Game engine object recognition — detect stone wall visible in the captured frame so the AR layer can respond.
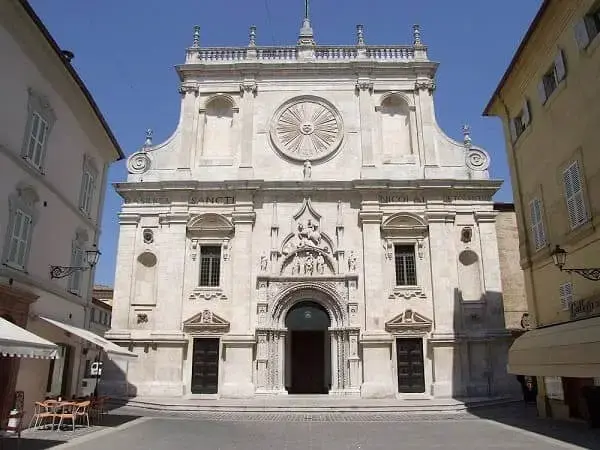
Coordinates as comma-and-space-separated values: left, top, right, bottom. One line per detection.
494, 203, 528, 330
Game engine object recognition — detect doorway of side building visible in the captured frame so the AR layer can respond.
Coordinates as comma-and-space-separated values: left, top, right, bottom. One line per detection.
285, 301, 330, 394
191, 338, 219, 394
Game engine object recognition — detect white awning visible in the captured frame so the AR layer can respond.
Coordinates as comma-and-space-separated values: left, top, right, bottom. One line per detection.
0, 317, 58, 359
39, 316, 137, 361
508, 316, 600, 377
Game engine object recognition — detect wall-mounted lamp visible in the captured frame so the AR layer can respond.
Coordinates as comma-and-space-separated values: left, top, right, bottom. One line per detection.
551, 245, 600, 281
50, 245, 101, 279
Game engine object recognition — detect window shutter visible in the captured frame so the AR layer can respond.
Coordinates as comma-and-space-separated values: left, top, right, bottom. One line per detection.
18, 215, 32, 266
37, 121, 49, 168
574, 17, 591, 49
529, 198, 546, 250
509, 118, 517, 142
537, 80, 547, 104
7, 211, 24, 263
559, 282, 573, 311
555, 50, 566, 82
522, 100, 531, 126
570, 161, 588, 225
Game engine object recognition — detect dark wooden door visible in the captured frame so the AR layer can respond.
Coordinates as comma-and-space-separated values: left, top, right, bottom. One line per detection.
396, 338, 425, 393
191, 338, 219, 394
290, 331, 327, 394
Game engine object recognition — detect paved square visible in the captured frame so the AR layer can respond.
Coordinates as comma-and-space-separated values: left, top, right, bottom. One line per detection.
68, 416, 588, 450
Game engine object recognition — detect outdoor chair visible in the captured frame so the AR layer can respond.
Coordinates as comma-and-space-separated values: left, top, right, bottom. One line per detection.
27, 402, 55, 430
55, 401, 90, 431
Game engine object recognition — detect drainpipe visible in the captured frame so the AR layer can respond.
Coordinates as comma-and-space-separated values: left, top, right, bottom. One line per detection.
497, 94, 540, 324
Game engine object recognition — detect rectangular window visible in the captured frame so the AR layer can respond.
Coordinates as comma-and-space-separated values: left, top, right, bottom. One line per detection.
199, 245, 221, 287
394, 244, 417, 286
562, 161, 588, 229
7, 209, 33, 269
529, 198, 547, 251
68, 245, 85, 294
574, 7, 600, 49
538, 51, 566, 103
91, 308, 96, 323
509, 100, 531, 142
24, 112, 49, 170
559, 282, 573, 311
79, 169, 95, 215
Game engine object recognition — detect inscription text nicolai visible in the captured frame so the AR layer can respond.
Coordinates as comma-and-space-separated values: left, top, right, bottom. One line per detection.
378, 193, 492, 203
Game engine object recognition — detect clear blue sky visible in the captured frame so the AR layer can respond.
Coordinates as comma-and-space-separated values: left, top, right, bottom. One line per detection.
29, 0, 542, 286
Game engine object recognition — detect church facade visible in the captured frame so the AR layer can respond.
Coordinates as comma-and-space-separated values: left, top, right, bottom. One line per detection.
105, 19, 518, 399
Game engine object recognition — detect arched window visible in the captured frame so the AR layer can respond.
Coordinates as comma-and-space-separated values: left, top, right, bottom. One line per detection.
379, 95, 412, 161
202, 97, 234, 157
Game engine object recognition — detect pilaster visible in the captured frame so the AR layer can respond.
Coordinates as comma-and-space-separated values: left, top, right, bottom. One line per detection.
155, 213, 188, 331
359, 210, 383, 331
426, 211, 458, 336
239, 80, 257, 176
356, 79, 376, 176
110, 213, 140, 332
220, 334, 256, 397
231, 209, 256, 333
178, 82, 199, 169
415, 79, 437, 168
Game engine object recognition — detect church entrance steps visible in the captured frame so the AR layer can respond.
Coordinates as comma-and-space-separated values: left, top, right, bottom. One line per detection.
109, 395, 519, 414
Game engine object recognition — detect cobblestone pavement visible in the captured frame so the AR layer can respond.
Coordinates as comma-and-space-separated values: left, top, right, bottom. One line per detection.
3, 405, 600, 449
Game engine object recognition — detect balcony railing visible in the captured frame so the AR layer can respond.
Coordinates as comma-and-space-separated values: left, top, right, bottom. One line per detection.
185, 44, 421, 64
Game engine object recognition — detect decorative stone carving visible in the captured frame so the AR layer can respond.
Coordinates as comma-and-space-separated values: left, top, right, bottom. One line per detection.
188, 287, 228, 301
461, 227, 473, 243
15, 182, 40, 207
260, 254, 268, 272
355, 79, 374, 92
283, 247, 333, 276
385, 309, 432, 335
270, 96, 343, 162
183, 309, 230, 334
388, 287, 427, 300
415, 79, 436, 92
127, 152, 151, 174
136, 313, 148, 324
142, 229, 154, 244
303, 160, 312, 179
240, 80, 258, 96
465, 148, 490, 171
347, 251, 357, 272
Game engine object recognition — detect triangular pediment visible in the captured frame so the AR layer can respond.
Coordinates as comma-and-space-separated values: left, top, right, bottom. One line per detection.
385, 309, 432, 333
183, 309, 230, 333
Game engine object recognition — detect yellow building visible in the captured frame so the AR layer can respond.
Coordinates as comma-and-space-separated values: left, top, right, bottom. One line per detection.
484, 0, 600, 421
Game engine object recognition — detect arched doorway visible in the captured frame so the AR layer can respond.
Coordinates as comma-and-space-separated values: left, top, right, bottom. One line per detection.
285, 301, 330, 394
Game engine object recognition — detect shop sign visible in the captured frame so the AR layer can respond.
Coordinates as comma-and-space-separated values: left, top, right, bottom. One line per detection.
569, 295, 600, 320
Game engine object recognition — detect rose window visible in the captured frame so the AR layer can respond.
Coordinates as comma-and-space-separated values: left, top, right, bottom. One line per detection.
270, 97, 343, 162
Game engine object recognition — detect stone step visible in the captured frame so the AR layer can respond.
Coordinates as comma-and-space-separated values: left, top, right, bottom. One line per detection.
109, 396, 519, 413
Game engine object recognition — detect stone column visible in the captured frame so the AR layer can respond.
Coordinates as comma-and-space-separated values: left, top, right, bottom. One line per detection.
239, 81, 257, 177
220, 206, 256, 398
356, 79, 376, 177
178, 83, 199, 169
109, 213, 139, 334
330, 330, 339, 391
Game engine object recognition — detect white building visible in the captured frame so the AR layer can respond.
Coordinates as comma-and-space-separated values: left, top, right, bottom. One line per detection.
0, 0, 124, 423
105, 16, 518, 400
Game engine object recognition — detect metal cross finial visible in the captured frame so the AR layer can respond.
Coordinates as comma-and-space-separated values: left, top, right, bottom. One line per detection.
144, 129, 153, 147
462, 124, 472, 147
356, 24, 365, 46
413, 24, 422, 45
249, 25, 257, 46
192, 25, 200, 47
304, 0, 310, 19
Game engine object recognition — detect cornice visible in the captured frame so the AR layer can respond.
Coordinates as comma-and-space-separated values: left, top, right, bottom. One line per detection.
358, 211, 383, 224
474, 210, 499, 223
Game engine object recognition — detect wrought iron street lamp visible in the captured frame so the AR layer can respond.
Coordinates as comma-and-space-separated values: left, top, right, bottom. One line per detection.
551, 245, 600, 281
50, 245, 101, 279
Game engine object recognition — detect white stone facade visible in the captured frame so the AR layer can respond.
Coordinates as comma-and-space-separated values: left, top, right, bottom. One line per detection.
105, 21, 517, 399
